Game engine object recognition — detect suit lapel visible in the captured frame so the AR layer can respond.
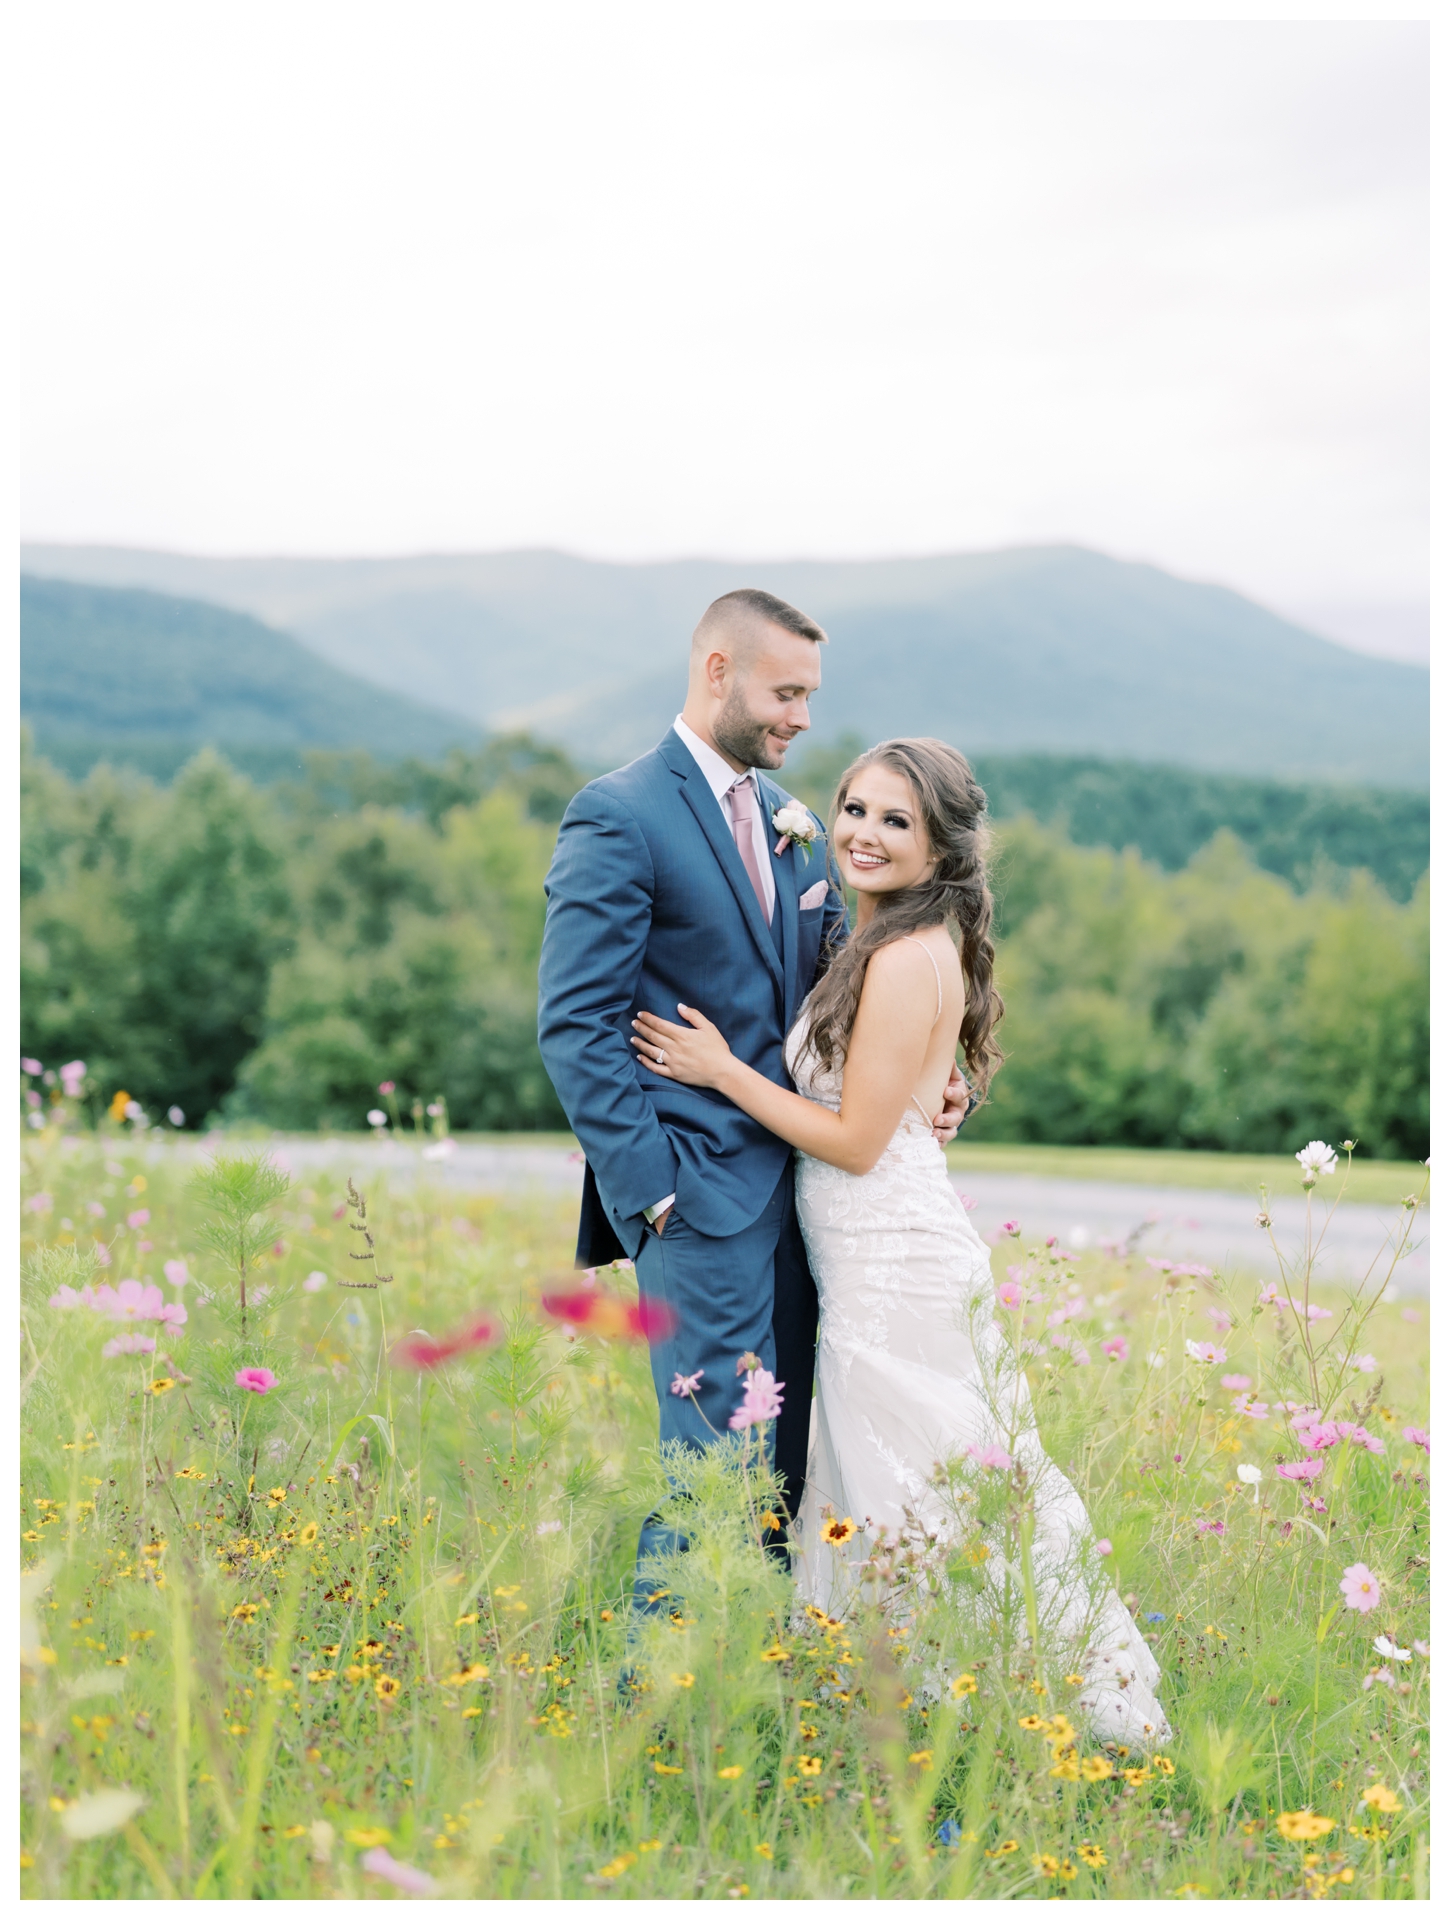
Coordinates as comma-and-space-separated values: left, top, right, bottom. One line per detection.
658, 732, 785, 991
759, 775, 803, 1018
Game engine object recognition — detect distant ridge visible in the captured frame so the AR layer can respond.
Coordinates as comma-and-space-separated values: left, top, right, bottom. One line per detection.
20, 542, 1428, 787
19, 575, 480, 772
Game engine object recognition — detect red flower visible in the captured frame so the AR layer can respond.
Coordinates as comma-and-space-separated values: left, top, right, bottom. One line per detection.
540, 1288, 677, 1342
392, 1318, 497, 1370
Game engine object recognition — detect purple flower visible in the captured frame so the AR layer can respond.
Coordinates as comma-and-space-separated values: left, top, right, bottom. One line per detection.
235, 1367, 278, 1394
103, 1332, 156, 1357
361, 1848, 435, 1895
670, 1369, 704, 1398
728, 1368, 784, 1430
1100, 1335, 1128, 1361
1196, 1519, 1226, 1537
965, 1442, 1012, 1470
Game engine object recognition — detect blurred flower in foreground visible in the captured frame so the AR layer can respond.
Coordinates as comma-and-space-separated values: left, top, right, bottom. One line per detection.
361, 1847, 435, 1895
304, 1270, 328, 1292
392, 1318, 498, 1370
966, 1442, 1012, 1470
1237, 1464, 1262, 1502
235, 1367, 278, 1394
540, 1287, 676, 1341
1100, 1335, 1128, 1361
103, 1333, 156, 1357
1185, 1339, 1227, 1364
367, 1109, 388, 1129
1339, 1563, 1380, 1613
1402, 1426, 1429, 1452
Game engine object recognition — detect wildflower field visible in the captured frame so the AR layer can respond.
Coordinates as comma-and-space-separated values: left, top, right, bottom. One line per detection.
20, 1125, 1429, 1900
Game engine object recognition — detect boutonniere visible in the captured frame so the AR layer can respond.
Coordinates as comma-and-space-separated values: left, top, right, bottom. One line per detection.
772, 801, 819, 857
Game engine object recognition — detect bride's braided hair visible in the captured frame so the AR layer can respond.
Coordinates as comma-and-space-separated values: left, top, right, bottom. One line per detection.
804, 737, 1004, 1096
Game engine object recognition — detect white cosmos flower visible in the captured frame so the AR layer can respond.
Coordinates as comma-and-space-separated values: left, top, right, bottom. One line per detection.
366, 1109, 388, 1128
1237, 1464, 1263, 1485
60, 1788, 146, 1839
1372, 1634, 1412, 1663
1295, 1140, 1339, 1180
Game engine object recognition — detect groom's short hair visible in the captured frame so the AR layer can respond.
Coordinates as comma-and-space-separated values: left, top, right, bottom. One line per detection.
692, 588, 828, 658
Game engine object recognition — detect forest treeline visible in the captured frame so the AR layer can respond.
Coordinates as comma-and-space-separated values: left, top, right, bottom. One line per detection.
19, 735, 1428, 1157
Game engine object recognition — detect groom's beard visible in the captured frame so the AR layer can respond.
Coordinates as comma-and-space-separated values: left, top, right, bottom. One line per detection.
714, 685, 796, 770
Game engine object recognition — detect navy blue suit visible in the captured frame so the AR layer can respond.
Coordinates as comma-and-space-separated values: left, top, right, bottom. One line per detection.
537, 728, 845, 1580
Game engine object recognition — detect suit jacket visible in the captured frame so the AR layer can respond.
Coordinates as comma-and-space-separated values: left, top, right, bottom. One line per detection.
538, 727, 846, 1264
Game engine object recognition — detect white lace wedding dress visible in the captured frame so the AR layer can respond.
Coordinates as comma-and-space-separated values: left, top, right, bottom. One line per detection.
786, 943, 1171, 1749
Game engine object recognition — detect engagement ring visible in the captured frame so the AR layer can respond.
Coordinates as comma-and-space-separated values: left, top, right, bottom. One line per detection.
657, 1048, 665, 1063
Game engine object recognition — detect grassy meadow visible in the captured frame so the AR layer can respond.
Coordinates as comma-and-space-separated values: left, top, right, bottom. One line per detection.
20, 1126, 1429, 1900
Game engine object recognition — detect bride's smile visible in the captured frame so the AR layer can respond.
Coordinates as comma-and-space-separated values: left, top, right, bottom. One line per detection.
833, 763, 936, 910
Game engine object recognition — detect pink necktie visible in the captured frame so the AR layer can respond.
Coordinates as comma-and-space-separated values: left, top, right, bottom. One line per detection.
727, 776, 770, 923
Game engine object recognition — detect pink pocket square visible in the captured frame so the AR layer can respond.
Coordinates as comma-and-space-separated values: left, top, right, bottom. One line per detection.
799, 879, 829, 910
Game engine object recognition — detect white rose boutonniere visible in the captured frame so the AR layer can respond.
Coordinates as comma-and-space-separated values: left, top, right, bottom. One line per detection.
772, 801, 818, 857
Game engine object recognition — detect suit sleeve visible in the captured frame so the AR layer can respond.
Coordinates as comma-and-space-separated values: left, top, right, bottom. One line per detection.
537, 785, 679, 1221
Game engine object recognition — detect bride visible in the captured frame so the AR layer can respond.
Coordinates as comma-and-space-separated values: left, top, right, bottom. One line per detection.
632, 736, 1170, 1750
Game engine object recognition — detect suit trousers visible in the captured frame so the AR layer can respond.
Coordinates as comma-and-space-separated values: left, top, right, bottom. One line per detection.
630, 1159, 817, 1613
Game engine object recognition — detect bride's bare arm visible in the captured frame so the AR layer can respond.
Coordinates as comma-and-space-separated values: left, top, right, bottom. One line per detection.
630, 940, 941, 1175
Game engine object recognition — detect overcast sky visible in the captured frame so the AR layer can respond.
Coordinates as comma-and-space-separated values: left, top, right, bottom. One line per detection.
18, 7, 1429, 657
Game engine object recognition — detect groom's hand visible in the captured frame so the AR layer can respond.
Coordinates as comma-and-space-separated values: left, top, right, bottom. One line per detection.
932, 1062, 973, 1144
652, 1204, 673, 1235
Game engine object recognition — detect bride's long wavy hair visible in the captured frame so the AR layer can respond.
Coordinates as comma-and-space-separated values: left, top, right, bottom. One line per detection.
803, 737, 1004, 1095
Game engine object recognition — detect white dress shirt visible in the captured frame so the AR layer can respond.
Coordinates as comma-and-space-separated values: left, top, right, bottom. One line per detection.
644, 717, 779, 1226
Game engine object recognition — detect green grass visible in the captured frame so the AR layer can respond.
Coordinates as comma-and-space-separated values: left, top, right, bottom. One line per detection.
945, 1144, 1427, 1209
21, 1127, 1430, 1898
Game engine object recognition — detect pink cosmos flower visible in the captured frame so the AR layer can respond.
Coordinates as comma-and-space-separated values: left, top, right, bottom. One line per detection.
49, 1284, 96, 1310
1185, 1339, 1228, 1364
728, 1367, 784, 1430
235, 1367, 278, 1394
1171, 1262, 1214, 1280
670, 1369, 704, 1398
1221, 1373, 1253, 1391
27, 1193, 53, 1213
1000, 1220, 1020, 1235
1339, 1562, 1380, 1613
59, 1059, 87, 1096
377, 1081, 396, 1096
94, 1243, 111, 1268
1258, 1286, 1283, 1307
21, 1057, 42, 1075
163, 1259, 189, 1288
303, 1270, 328, 1292
1349, 1426, 1385, 1455
361, 1848, 435, 1895
1301, 1494, 1329, 1514
965, 1442, 1012, 1471
1205, 1306, 1233, 1335
1403, 1426, 1430, 1453
126, 1209, 150, 1229
995, 1280, 1023, 1310
1277, 1459, 1323, 1482
1234, 1397, 1271, 1420
1196, 1519, 1226, 1536
1101, 1335, 1128, 1362
1094, 1539, 1112, 1556
958, 1193, 978, 1212
1046, 1296, 1086, 1326
103, 1332, 156, 1357
1147, 1259, 1174, 1272
1344, 1353, 1378, 1373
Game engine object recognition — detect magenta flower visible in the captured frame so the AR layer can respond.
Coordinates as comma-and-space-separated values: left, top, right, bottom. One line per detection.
728, 1367, 784, 1430
670, 1369, 704, 1398
1403, 1426, 1430, 1453
378, 1081, 396, 1096
1277, 1459, 1323, 1482
1094, 1539, 1112, 1556
965, 1442, 1012, 1470
103, 1332, 156, 1357
1301, 1422, 1341, 1452
1349, 1426, 1386, 1455
235, 1367, 278, 1394
126, 1209, 150, 1229
995, 1280, 1023, 1310
1000, 1219, 1020, 1235
1100, 1335, 1128, 1361
1339, 1562, 1380, 1613
361, 1848, 435, 1895
1196, 1519, 1226, 1537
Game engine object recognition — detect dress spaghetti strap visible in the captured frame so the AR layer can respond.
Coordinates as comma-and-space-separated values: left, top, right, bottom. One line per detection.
902, 937, 944, 1130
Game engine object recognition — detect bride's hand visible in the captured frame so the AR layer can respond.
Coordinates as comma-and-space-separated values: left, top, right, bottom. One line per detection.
631, 1006, 733, 1089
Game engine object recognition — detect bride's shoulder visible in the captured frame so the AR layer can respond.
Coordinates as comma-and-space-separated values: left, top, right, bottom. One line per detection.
862, 927, 952, 991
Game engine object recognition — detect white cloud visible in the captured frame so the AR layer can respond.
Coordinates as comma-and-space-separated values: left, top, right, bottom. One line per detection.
17, 8, 1427, 626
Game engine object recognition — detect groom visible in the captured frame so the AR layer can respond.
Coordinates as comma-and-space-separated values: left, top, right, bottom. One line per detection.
537, 587, 967, 1596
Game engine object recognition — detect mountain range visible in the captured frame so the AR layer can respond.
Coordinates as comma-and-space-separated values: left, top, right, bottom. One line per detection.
20, 541, 1428, 786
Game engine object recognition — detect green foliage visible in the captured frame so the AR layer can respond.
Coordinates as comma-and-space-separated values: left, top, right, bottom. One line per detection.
19, 1141, 1431, 1898
190, 1155, 291, 1333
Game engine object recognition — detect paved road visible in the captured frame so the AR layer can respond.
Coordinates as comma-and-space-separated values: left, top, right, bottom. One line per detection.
232, 1137, 1429, 1295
